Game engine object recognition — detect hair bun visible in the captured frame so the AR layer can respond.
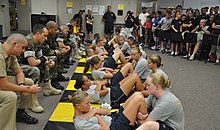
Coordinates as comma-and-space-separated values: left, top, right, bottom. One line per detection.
165, 80, 171, 88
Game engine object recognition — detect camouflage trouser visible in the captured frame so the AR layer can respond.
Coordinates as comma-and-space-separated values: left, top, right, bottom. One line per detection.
20, 65, 40, 84
46, 56, 58, 80
37, 63, 51, 82
55, 54, 65, 76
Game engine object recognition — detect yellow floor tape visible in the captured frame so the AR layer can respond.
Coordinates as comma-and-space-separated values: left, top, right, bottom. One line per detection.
74, 67, 92, 74
79, 58, 86, 63
49, 102, 118, 122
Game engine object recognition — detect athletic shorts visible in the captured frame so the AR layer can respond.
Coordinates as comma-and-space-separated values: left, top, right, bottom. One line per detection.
110, 84, 128, 104
110, 71, 124, 86
110, 107, 134, 130
86, 23, 93, 33
103, 56, 118, 69
105, 22, 114, 34
157, 121, 175, 130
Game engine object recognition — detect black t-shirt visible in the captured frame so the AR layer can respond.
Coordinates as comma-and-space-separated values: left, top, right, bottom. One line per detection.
195, 15, 209, 26
85, 14, 94, 25
125, 15, 134, 28
103, 12, 116, 23
134, 17, 140, 29
183, 17, 196, 32
73, 14, 83, 26
171, 19, 182, 31
213, 15, 220, 34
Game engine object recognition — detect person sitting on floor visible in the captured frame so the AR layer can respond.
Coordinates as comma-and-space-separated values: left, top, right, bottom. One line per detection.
131, 47, 150, 82
146, 54, 169, 80
84, 56, 133, 86
136, 73, 184, 130
74, 73, 149, 105
85, 47, 128, 69
69, 91, 148, 130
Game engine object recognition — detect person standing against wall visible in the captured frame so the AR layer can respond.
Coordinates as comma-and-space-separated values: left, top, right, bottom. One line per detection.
125, 11, 135, 34
102, 6, 116, 41
139, 7, 150, 46
86, 10, 94, 41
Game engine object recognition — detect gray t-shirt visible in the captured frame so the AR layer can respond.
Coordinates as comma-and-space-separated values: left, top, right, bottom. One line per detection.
133, 57, 150, 80
85, 84, 111, 104
146, 90, 184, 130
121, 42, 131, 55
158, 17, 173, 30
92, 70, 106, 80
149, 68, 168, 80
74, 113, 112, 130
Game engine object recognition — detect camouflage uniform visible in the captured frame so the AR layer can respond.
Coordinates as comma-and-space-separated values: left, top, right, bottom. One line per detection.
19, 34, 62, 95
56, 29, 72, 62
43, 34, 66, 79
19, 34, 51, 82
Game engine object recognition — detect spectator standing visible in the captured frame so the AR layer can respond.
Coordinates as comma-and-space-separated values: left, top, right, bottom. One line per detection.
85, 10, 94, 40
102, 6, 116, 41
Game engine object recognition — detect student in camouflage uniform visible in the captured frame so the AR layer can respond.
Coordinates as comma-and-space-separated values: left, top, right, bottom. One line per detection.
44, 21, 69, 85
19, 24, 62, 99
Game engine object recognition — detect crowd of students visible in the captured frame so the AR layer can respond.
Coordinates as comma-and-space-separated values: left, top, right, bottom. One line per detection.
130, 5, 220, 64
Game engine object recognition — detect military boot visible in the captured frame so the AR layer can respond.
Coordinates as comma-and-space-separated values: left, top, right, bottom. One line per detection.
30, 94, 44, 113
72, 48, 82, 60
43, 80, 62, 96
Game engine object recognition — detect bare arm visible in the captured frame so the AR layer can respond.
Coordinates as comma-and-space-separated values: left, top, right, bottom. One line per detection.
27, 57, 41, 66
212, 23, 220, 29
171, 25, 178, 32
95, 114, 110, 130
14, 67, 25, 85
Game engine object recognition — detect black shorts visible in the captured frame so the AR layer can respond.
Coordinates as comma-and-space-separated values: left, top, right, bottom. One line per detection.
157, 121, 175, 130
110, 84, 128, 104
105, 22, 114, 34
160, 30, 171, 41
103, 56, 118, 69
171, 31, 182, 42
86, 23, 93, 33
110, 107, 134, 130
110, 71, 124, 86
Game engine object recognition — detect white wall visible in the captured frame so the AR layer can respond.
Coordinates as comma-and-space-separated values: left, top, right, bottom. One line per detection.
0, 0, 10, 37
15, 0, 31, 31
57, 0, 137, 37
157, 0, 183, 9
31, 0, 57, 14
183, 0, 220, 10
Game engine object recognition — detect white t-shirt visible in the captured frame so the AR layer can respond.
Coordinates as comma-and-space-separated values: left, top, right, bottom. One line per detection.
139, 12, 150, 25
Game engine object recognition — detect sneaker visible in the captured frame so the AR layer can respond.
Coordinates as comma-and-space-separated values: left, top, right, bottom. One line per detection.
175, 52, 178, 56
166, 49, 171, 53
182, 55, 189, 59
159, 49, 164, 53
16, 111, 38, 124
151, 46, 156, 50
189, 55, 194, 61
214, 59, 220, 65
171, 51, 174, 55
